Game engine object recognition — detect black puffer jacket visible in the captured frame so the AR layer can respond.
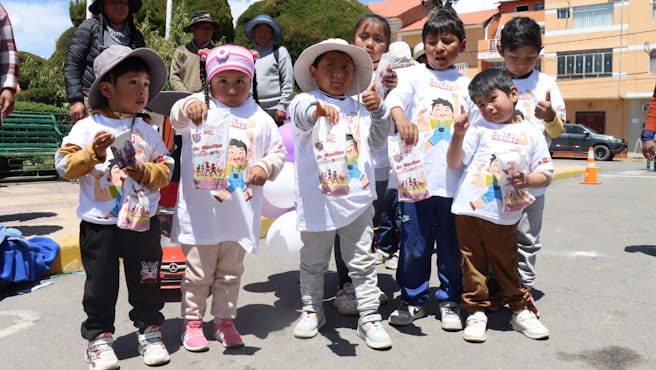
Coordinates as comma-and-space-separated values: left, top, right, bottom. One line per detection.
63, 14, 145, 104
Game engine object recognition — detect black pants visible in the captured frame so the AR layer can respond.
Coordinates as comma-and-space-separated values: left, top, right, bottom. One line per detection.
79, 217, 164, 340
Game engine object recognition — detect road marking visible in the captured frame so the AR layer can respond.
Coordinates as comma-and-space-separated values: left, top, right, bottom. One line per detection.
544, 250, 606, 258
0, 310, 41, 339
601, 173, 656, 178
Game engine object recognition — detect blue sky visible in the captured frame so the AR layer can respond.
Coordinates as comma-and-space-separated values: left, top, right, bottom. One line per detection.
6, 0, 496, 58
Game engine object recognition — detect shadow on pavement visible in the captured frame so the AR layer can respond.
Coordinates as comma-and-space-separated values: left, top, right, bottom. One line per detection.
624, 245, 656, 257
0, 211, 57, 223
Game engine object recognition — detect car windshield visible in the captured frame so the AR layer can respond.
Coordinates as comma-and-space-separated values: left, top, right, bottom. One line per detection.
580, 125, 599, 134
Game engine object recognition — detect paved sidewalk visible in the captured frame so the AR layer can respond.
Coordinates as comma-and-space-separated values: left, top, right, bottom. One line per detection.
0, 163, 587, 274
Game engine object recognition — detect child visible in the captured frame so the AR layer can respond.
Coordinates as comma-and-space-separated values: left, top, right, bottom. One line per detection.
169, 45, 285, 352
447, 68, 553, 343
55, 45, 171, 369
290, 38, 393, 350
384, 8, 475, 331
333, 13, 398, 316
497, 16, 566, 316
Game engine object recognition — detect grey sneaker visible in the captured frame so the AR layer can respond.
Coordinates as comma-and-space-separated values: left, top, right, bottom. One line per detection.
138, 325, 170, 366
384, 251, 399, 270
510, 309, 550, 340
85, 332, 119, 370
439, 301, 463, 331
293, 309, 326, 338
463, 311, 487, 343
357, 314, 392, 350
334, 283, 358, 316
388, 301, 426, 326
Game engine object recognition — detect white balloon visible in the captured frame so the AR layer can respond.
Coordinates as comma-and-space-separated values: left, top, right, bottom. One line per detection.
261, 195, 293, 218
265, 210, 302, 266
263, 162, 296, 209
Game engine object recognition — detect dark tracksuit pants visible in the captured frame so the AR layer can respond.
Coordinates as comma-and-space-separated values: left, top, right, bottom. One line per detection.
79, 217, 164, 340
396, 196, 463, 306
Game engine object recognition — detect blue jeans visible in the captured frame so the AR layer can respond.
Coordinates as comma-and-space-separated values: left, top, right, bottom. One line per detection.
372, 180, 399, 255
396, 196, 462, 306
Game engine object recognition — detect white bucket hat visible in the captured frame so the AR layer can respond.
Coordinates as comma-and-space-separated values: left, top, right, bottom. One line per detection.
293, 38, 372, 96
413, 42, 426, 61
88, 45, 167, 109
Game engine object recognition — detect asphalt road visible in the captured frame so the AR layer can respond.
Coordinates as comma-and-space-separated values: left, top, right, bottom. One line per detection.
1, 159, 655, 370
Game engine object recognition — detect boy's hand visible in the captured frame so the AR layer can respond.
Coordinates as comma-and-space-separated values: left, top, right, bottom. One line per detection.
453, 107, 469, 136
381, 65, 397, 91
361, 83, 381, 112
213, 189, 230, 203
313, 100, 339, 125
123, 162, 145, 183
395, 118, 418, 145
535, 90, 556, 122
92, 130, 115, 157
643, 140, 656, 160
186, 101, 208, 126
509, 171, 528, 189
246, 165, 267, 186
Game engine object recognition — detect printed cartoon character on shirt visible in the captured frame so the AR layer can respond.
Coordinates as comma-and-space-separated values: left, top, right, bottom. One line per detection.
213, 117, 256, 202
93, 159, 125, 217
469, 154, 503, 210
346, 133, 369, 189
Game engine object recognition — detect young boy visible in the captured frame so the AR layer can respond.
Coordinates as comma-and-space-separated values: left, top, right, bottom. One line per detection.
384, 8, 476, 331
55, 45, 172, 369
497, 16, 566, 316
447, 68, 553, 343
289, 38, 393, 350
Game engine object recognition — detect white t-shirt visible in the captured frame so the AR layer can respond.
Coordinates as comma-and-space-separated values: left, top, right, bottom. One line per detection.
57, 114, 168, 225
451, 121, 554, 225
170, 95, 284, 253
290, 91, 386, 231
386, 66, 479, 198
512, 69, 567, 196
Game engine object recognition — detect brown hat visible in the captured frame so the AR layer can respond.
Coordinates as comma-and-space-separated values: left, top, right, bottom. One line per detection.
89, 0, 142, 15
183, 10, 220, 33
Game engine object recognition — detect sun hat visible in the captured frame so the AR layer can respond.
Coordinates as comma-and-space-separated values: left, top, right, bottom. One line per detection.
183, 10, 220, 33
89, 0, 142, 15
88, 45, 168, 109
413, 42, 426, 61
205, 45, 256, 82
245, 15, 282, 41
388, 41, 414, 68
293, 38, 373, 96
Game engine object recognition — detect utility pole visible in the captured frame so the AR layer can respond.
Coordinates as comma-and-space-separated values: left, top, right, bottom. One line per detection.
165, 0, 172, 39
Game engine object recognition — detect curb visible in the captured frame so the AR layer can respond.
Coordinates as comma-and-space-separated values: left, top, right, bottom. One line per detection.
46, 166, 589, 275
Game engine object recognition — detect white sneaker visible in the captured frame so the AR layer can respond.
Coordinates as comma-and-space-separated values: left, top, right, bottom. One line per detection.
510, 309, 550, 339
85, 332, 119, 370
357, 314, 392, 350
334, 283, 358, 316
373, 249, 389, 264
384, 251, 399, 270
463, 311, 487, 343
388, 301, 426, 326
439, 301, 463, 331
138, 325, 170, 366
293, 310, 326, 338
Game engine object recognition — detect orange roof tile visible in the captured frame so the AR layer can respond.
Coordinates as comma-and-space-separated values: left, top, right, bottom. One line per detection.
368, 0, 416, 18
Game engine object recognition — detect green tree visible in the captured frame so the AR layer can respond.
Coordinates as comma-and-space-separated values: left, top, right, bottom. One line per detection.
234, 0, 371, 62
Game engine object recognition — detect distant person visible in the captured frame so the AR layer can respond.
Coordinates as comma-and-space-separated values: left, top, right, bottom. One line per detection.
55, 45, 172, 369
245, 15, 294, 126
0, 4, 18, 118
447, 68, 553, 343
170, 10, 219, 93
64, 0, 145, 123
641, 84, 656, 167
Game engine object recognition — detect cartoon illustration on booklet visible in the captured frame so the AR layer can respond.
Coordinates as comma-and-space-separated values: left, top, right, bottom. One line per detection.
110, 129, 137, 169
191, 109, 230, 190
313, 118, 349, 196
388, 135, 430, 202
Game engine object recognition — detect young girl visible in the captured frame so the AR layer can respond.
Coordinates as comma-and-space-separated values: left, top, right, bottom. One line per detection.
169, 45, 286, 352
333, 14, 400, 316
290, 38, 392, 350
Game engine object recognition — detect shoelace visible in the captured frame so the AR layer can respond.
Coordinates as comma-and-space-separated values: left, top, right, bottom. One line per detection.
87, 338, 113, 360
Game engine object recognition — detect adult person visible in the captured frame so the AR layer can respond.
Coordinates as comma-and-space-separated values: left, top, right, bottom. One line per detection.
641, 84, 656, 161
170, 10, 219, 93
0, 4, 18, 118
245, 15, 294, 126
63, 0, 145, 123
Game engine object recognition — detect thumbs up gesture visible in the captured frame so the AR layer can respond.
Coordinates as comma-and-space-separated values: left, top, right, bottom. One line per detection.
361, 82, 381, 112
534, 90, 556, 122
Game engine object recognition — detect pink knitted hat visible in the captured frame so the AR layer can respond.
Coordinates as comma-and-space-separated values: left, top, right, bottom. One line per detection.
205, 45, 256, 82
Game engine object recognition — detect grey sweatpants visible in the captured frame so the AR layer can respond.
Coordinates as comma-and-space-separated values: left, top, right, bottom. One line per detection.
517, 194, 545, 287
299, 206, 379, 317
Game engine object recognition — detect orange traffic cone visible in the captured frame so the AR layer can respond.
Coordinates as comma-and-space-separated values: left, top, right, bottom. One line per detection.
580, 147, 601, 185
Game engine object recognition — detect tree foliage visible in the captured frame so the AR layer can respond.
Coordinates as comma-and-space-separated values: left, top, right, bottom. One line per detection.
234, 0, 372, 62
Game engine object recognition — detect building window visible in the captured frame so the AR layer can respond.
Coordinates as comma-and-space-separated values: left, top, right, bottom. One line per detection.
534, 3, 545, 11
455, 62, 469, 76
653, 0, 656, 21
516, 5, 529, 12
557, 50, 612, 79
573, 3, 613, 28
557, 8, 570, 19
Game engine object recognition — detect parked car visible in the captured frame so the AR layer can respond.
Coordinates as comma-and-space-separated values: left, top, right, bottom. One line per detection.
549, 123, 627, 161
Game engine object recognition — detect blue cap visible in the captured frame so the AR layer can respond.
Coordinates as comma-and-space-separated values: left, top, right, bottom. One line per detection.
245, 15, 282, 41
